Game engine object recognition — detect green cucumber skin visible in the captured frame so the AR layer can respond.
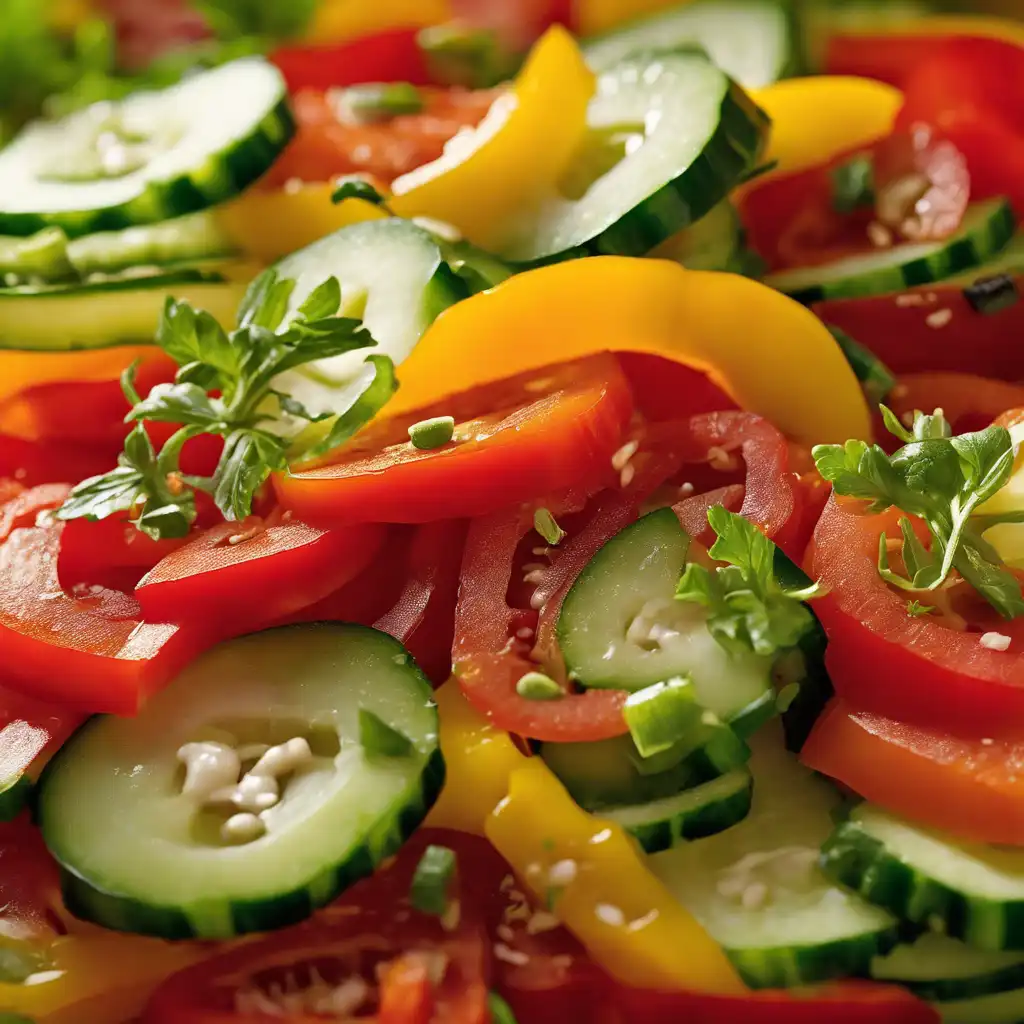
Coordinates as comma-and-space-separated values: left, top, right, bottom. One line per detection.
605, 771, 753, 854
0, 100, 295, 240
58, 746, 446, 941
769, 198, 1017, 304
821, 821, 1024, 953
574, 83, 769, 262
0, 776, 31, 823
888, 961, 1024, 1005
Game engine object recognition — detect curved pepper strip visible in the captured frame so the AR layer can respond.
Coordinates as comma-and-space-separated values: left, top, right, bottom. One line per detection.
487, 758, 744, 994
391, 26, 594, 251
0, 931, 207, 1024
424, 680, 528, 836
216, 189, 386, 265
749, 76, 902, 178
388, 257, 870, 445
303, 0, 452, 45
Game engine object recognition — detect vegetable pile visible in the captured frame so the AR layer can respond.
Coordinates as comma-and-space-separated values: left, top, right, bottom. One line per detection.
8, 2, 1024, 1024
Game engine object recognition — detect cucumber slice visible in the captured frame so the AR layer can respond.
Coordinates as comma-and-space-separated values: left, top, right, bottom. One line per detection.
502, 50, 769, 263
0, 58, 293, 238
943, 232, 1024, 289
271, 218, 466, 418
649, 199, 747, 272
873, 933, 1024, 1003
937, 985, 1024, 1024
650, 724, 898, 988
764, 198, 1017, 303
36, 624, 444, 940
0, 267, 248, 351
821, 805, 1024, 952
582, 0, 797, 89
557, 509, 775, 722
603, 767, 753, 854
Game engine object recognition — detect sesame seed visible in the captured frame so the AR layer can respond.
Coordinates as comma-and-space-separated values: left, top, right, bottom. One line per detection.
493, 943, 530, 967
678, 482, 695, 496
523, 569, 546, 585
547, 859, 578, 887
867, 221, 893, 248
895, 293, 927, 308
611, 440, 639, 472
595, 903, 626, 927
515, 627, 535, 640
619, 463, 636, 488
981, 632, 1011, 651
741, 882, 769, 911
526, 910, 561, 935
982, 738, 995, 746
926, 308, 953, 329
707, 446, 736, 471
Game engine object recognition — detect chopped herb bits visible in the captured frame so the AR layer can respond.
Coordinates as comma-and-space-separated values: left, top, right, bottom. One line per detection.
409, 415, 456, 450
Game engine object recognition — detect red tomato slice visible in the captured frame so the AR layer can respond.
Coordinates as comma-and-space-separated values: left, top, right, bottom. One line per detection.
888, 373, 1024, 437
804, 699, 1024, 847
136, 514, 386, 634
262, 86, 497, 189
376, 519, 468, 684
271, 29, 433, 93
0, 485, 201, 713
809, 494, 1024, 737
0, 818, 62, 946
0, 685, 83, 794
143, 830, 490, 1024
276, 355, 634, 526
814, 278, 1024, 381
0, 433, 122, 489
617, 352, 737, 424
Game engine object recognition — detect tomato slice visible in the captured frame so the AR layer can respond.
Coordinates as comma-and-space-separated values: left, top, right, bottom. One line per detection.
888, 373, 1024, 437
803, 699, 1024, 847
813, 278, 1024, 381
271, 28, 434, 93
262, 86, 497, 190
0, 685, 83, 799
0, 818, 62, 948
276, 355, 634, 525
143, 830, 491, 1024
0, 485, 201, 713
135, 514, 386, 634
809, 494, 1024, 737
0, 433, 123, 489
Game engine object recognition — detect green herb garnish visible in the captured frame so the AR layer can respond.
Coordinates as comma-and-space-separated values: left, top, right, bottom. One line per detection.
410, 844, 457, 917
344, 82, 424, 122
408, 415, 455, 450
58, 270, 396, 539
533, 507, 566, 546
676, 506, 823, 655
515, 672, 564, 701
907, 600, 935, 617
813, 406, 1024, 618
359, 709, 414, 758
831, 154, 875, 215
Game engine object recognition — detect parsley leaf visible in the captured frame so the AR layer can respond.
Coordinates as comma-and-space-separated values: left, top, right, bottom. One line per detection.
675, 506, 823, 656
59, 270, 396, 538
813, 407, 1024, 619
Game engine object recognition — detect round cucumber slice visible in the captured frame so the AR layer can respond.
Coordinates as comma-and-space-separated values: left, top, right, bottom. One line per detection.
582, 0, 797, 89
37, 624, 444, 940
873, 933, 1024, 1004
0, 58, 293, 238
765, 198, 1017, 303
272, 218, 466, 416
0, 265, 249, 352
502, 50, 769, 263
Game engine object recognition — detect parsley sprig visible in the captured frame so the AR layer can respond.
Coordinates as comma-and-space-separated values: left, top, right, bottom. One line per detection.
813, 407, 1024, 619
58, 270, 396, 540
676, 506, 823, 656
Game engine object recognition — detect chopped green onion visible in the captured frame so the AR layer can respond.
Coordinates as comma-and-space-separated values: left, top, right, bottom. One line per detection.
533, 508, 566, 546
488, 992, 520, 1024
623, 677, 703, 759
516, 672, 564, 701
907, 600, 935, 617
827, 326, 896, 405
345, 82, 425, 122
411, 844, 457, 917
831, 155, 875, 214
359, 709, 414, 758
418, 24, 512, 89
964, 273, 1019, 316
408, 415, 455, 450
775, 682, 801, 714
697, 711, 751, 774
330, 175, 390, 207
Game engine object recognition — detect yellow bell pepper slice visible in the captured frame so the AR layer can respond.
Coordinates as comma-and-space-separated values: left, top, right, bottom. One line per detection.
389, 257, 870, 445
0, 931, 206, 1024
750, 76, 903, 178
487, 758, 743, 993
304, 0, 452, 45
425, 680, 528, 836
575, 0, 693, 37
391, 27, 594, 252
216, 188, 386, 264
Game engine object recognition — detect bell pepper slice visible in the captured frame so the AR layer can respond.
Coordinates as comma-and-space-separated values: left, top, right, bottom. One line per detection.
0, 931, 207, 1024
487, 758, 744, 993
303, 0, 452, 45
215, 188, 386, 264
389, 257, 870, 445
391, 26, 594, 251
0, 348, 154, 407
424, 680, 529, 836
749, 76, 902, 177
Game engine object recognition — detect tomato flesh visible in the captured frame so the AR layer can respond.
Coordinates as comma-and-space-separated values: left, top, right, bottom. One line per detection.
276, 355, 634, 526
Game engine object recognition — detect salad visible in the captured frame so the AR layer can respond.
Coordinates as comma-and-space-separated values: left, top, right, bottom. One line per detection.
5, 1, 1024, 1022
